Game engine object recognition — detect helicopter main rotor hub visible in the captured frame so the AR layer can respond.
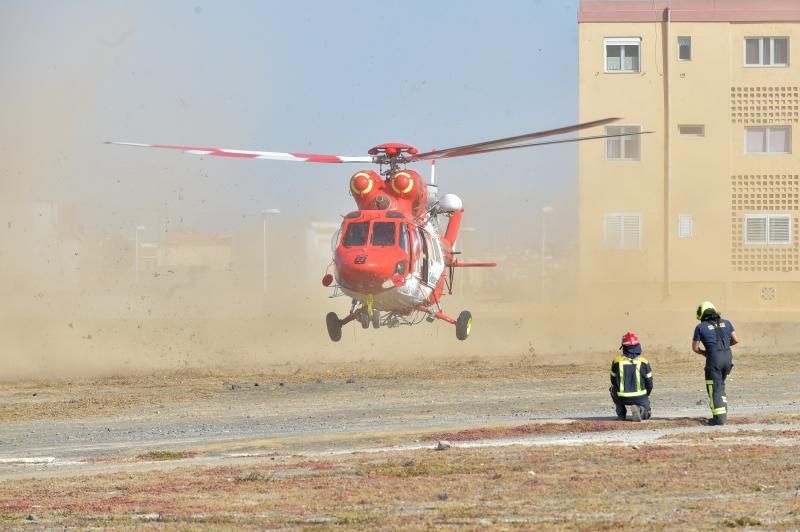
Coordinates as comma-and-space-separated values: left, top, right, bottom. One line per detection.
368, 143, 418, 175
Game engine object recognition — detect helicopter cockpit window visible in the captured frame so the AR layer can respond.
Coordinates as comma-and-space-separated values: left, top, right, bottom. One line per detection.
343, 222, 369, 247
331, 227, 342, 252
398, 223, 409, 254
371, 222, 396, 247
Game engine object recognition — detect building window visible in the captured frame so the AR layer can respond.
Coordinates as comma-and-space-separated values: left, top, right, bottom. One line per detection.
745, 126, 791, 154
744, 37, 789, 66
678, 124, 704, 136
605, 126, 642, 160
744, 214, 791, 245
604, 214, 641, 250
678, 214, 693, 239
678, 36, 691, 60
605, 38, 640, 72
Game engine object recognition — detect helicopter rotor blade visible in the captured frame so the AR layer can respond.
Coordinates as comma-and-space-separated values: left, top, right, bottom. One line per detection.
428, 130, 653, 159
105, 141, 374, 164
407, 117, 620, 162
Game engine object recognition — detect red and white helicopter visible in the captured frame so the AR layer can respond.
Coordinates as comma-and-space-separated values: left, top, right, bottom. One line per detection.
109, 117, 627, 341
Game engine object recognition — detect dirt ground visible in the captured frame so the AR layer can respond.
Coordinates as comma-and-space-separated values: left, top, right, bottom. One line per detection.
1, 350, 799, 529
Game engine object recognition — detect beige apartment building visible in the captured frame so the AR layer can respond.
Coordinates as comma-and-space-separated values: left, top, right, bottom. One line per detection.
578, 0, 800, 310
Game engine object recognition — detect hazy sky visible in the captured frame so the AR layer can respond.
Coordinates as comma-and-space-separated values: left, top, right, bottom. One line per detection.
2, 0, 581, 249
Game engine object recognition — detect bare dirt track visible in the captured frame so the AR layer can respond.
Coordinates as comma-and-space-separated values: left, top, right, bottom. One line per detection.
1, 351, 799, 528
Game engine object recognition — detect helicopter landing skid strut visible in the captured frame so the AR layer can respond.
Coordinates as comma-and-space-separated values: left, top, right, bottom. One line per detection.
429, 308, 473, 341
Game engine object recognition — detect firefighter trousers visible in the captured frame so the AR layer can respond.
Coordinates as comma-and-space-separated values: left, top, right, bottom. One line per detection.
705, 348, 733, 425
609, 387, 651, 420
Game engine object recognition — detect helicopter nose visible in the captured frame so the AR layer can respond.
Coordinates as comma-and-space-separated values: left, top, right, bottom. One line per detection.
337, 260, 394, 292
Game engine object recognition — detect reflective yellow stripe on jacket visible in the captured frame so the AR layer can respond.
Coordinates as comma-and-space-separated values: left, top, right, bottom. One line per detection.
615, 356, 647, 398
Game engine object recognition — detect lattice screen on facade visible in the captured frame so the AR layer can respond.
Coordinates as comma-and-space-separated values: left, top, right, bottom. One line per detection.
731, 174, 799, 272
730, 86, 800, 124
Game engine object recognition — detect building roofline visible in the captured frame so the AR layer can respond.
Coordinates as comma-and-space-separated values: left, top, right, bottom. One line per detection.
579, 0, 800, 23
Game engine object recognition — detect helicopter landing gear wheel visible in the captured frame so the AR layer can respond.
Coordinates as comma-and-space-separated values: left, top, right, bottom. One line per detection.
372, 309, 381, 329
456, 310, 472, 341
326, 312, 342, 342
358, 311, 370, 329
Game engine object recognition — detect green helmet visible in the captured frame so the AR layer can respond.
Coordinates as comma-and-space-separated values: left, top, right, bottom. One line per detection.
696, 301, 717, 320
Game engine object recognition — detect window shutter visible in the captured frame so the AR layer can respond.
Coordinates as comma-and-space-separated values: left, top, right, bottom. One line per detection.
768, 215, 791, 244
678, 37, 691, 60
770, 127, 791, 153
745, 215, 767, 244
745, 38, 760, 65
606, 45, 622, 70
605, 214, 641, 249
604, 215, 623, 249
678, 214, 693, 239
622, 215, 641, 249
746, 128, 766, 153
678, 125, 704, 136
774, 38, 789, 65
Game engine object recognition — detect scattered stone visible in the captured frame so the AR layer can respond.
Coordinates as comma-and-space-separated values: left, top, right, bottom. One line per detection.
696, 400, 704, 406
254, 383, 259, 387
528, 471, 536, 476
632, 445, 640, 450
32, 393, 37, 397
402, 459, 416, 467
437, 493, 449, 501
278, 382, 285, 387
26, 514, 37, 521
435, 440, 451, 451
345, 378, 356, 384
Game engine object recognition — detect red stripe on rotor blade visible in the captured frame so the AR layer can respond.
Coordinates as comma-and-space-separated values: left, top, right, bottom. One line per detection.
151, 145, 260, 158
291, 153, 343, 163
210, 151, 261, 158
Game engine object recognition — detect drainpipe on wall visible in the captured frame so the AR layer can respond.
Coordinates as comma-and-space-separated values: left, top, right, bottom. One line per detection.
663, 7, 672, 299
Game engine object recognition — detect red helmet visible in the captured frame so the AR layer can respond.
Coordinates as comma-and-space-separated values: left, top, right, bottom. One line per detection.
620, 332, 640, 348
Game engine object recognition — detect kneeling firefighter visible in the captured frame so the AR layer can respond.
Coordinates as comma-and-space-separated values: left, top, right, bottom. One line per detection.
692, 301, 739, 425
610, 332, 653, 422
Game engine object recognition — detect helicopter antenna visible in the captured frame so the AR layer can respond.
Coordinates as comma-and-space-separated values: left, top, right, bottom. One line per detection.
430, 154, 436, 186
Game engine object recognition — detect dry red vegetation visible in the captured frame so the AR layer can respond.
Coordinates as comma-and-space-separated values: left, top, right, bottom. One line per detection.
0, 433, 798, 528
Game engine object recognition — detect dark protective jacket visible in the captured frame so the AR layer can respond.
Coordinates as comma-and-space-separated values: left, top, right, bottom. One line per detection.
693, 315, 735, 355
610, 346, 654, 399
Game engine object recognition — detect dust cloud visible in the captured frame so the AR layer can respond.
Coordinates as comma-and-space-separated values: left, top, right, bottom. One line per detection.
4, 4, 797, 382
4, 183, 799, 381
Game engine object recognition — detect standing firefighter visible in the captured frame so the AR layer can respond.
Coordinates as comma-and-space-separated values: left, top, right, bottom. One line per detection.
610, 332, 653, 422
692, 301, 739, 425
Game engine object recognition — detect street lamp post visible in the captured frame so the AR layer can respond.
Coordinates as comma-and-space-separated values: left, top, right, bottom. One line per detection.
262, 209, 280, 295
135, 225, 145, 283
540, 207, 553, 303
